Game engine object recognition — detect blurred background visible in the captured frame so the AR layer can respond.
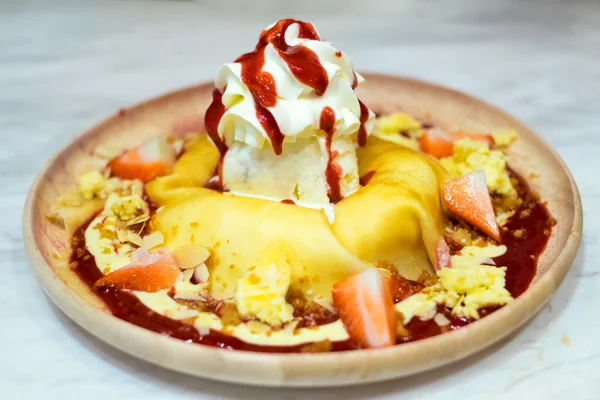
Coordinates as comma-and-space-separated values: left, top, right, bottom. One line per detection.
1, 0, 598, 399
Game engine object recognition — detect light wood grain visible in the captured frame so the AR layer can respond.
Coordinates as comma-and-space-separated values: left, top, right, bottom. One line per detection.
22, 75, 582, 387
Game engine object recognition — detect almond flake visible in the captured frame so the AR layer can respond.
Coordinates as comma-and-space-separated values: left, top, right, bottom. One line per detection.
193, 264, 209, 283
142, 231, 164, 250
246, 320, 271, 334
172, 245, 210, 270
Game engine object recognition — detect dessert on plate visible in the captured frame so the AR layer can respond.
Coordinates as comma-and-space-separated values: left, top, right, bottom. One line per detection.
48, 19, 555, 352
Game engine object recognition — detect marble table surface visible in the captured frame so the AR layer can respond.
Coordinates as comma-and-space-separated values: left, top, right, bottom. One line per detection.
1, 0, 598, 398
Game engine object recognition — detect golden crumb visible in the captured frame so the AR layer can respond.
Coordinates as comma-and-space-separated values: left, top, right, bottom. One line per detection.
299, 340, 332, 353
519, 209, 531, 219
218, 303, 242, 326
374, 260, 398, 274
544, 228, 551, 236
417, 270, 439, 287
561, 335, 571, 347
396, 318, 411, 337
99, 226, 117, 241
513, 229, 524, 238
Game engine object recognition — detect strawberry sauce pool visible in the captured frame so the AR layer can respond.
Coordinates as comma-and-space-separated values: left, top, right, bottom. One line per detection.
70, 170, 553, 352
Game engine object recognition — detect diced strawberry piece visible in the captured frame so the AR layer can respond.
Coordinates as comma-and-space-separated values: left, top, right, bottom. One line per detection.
419, 129, 493, 158
95, 248, 180, 292
444, 171, 501, 242
108, 137, 176, 183
419, 130, 455, 158
435, 237, 451, 270
332, 269, 397, 348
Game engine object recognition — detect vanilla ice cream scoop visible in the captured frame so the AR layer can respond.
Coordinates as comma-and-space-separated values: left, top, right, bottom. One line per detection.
204, 19, 375, 217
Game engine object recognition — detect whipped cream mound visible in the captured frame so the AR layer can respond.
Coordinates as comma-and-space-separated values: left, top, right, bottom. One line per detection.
205, 19, 375, 217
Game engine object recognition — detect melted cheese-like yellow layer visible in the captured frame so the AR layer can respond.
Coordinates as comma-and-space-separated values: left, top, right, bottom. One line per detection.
146, 134, 220, 207
334, 137, 450, 279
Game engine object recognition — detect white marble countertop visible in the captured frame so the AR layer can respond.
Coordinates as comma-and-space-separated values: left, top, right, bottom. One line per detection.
1, 0, 598, 398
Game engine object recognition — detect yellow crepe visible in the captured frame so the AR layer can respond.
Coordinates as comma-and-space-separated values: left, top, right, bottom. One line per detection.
146, 134, 220, 207
152, 190, 368, 301
333, 137, 450, 279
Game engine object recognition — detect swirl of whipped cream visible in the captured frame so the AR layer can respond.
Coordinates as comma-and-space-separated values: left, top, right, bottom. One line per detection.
207, 19, 375, 155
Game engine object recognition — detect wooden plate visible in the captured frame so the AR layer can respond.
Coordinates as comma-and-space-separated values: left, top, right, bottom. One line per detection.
22, 74, 582, 387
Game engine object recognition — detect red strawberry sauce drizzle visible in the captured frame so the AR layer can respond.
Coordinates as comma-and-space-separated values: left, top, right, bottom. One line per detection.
204, 19, 327, 157
320, 106, 344, 203
203, 19, 370, 199
357, 100, 370, 147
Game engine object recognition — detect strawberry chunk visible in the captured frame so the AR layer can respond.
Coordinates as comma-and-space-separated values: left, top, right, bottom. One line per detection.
444, 171, 501, 242
108, 137, 176, 183
332, 269, 397, 348
419, 129, 493, 158
95, 248, 180, 292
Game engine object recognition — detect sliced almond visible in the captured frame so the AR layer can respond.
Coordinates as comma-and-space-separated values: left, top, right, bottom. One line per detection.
125, 213, 150, 226
481, 257, 496, 266
246, 320, 272, 334
171, 138, 184, 155
117, 229, 143, 246
434, 313, 451, 326
282, 320, 299, 333
142, 231, 164, 250
192, 263, 209, 283
172, 245, 210, 270
197, 325, 211, 335
94, 144, 123, 160
174, 292, 207, 301
180, 268, 194, 282
131, 179, 145, 198
312, 295, 335, 313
